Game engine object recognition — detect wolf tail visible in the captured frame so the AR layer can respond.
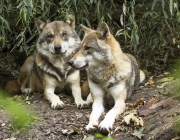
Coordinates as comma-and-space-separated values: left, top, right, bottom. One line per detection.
81, 80, 90, 100
140, 70, 145, 83
4, 79, 21, 95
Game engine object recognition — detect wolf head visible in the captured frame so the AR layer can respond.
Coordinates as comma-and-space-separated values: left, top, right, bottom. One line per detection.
34, 14, 80, 56
68, 22, 117, 69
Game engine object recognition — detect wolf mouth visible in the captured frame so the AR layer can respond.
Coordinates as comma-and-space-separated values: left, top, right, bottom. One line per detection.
79, 63, 88, 69
51, 50, 67, 55
72, 63, 88, 70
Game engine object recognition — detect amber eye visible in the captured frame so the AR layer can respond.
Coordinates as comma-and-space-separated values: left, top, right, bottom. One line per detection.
47, 33, 53, 38
84, 46, 91, 51
62, 32, 67, 38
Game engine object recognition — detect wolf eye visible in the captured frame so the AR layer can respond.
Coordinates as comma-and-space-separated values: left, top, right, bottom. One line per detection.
84, 46, 90, 51
47, 33, 53, 38
62, 32, 67, 38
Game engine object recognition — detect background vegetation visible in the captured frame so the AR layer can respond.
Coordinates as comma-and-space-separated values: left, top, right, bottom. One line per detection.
1, 0, 180, 78
0, 90, 36, 129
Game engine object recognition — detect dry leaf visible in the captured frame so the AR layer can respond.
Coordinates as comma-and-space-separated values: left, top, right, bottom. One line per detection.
145, 76, 154, 86
132, 98, 144, 108
83, 135, 94, 140
62, 129, 78, 135
4, 138, 16, 140
131, 127, 145, 139
123, 112, 144, 126
75, 112, 83, 118
171, 136, 180, 140
157, 77, 174, 83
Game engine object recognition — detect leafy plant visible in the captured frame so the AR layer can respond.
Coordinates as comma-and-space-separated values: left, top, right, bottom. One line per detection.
95, 133, 114, 140
1, 0, 180, 77
116, 0, 180, 70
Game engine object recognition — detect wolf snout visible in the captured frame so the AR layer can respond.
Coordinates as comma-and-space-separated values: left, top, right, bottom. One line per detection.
68, 59, 74, 66
54, 44, 61, 51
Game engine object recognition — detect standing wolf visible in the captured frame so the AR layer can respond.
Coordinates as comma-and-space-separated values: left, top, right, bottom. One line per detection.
18, 14, 89, 109
68, 22, 145, 133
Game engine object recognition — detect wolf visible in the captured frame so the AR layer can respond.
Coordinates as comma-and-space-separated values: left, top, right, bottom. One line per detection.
17, 14, 89, 109
68, 22, 145, 133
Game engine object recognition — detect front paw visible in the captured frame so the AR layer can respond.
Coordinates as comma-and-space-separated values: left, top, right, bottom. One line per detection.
21, 88, 32, 94
85, 120, 98, 132
76, 100, 92, 109
99, 119, 113, 134
50, 95, 65, 109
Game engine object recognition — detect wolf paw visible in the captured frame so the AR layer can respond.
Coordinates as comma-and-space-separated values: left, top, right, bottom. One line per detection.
21, 88, 32, 94
51, 96, 65, 109
99, 119, 113, 134
85, 121, 98, 132
76, 100, 91, 109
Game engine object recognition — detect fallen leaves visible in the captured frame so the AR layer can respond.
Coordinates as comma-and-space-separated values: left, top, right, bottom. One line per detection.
145, 76, 154, 86
62, 128, 79, 135
4, 138, 16, 140
122, 111, 144, 127
132, 98, 144, 108
119, 110, 145, 139
131, 127, 145, 139
157, 77, 174, 83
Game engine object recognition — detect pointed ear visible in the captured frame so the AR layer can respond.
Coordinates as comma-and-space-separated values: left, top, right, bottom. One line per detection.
64, 13, 75, 29
34, 18, 46, 34
80, 24, 92, 33
97, 22, 111, 40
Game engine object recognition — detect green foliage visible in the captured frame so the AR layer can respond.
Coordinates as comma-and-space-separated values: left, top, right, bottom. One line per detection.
95, 133, 114, 140
85, 133, 114, 140
58, 0, 118, 36
174, 118, 180, 135
0, 0, 180, 77
167, 58, 180, 100
0, 90, 37, 129
116, 0, 180, 70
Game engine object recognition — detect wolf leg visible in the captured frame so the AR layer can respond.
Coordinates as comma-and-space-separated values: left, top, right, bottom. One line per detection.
86, 93, 93, 103
44, 86, 65, 109
99, 84, 127, 132
18, 56, 34, 94
71, 82, 91, 108
43, 75, 64, 109
140, 70, 145, 83
68, 70, 91, 108
85, 81, 105, 131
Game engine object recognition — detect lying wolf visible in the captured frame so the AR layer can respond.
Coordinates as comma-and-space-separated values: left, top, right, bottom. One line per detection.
68, 22, 145, 133
17, 14, 89, 109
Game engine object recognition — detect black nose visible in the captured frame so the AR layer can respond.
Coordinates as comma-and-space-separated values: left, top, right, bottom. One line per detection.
68, 59, 74, 66
54, 45, 61, 51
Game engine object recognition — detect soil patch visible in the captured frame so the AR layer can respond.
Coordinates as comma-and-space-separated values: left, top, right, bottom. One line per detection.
0, 78, 180, 140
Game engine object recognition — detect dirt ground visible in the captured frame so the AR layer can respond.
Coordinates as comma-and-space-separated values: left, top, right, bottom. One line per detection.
0, 74, 180, 140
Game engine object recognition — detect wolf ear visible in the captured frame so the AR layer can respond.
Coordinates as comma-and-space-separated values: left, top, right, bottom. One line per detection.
64, 13, 75, 29
34, 18, 46, 34
97, 22, 111, 40
80, 24, 91, 33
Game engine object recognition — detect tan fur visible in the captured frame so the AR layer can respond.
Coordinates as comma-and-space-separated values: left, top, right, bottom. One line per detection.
81, 80, 90, 99
68, 22, 145, 133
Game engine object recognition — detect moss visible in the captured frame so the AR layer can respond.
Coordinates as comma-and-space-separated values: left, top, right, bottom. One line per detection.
167, 59, 180, 100
174, 118, 180, 135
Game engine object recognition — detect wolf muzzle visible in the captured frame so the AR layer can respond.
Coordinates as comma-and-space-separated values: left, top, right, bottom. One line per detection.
68, 59, 74, 66
54, 44, 66, 54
